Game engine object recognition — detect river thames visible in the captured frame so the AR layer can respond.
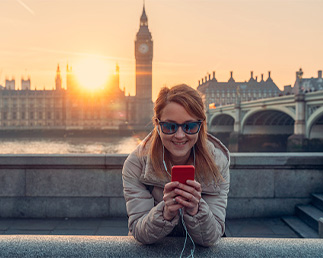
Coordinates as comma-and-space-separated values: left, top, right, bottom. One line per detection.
1, 132, 322, 153
0, 134, 147, 154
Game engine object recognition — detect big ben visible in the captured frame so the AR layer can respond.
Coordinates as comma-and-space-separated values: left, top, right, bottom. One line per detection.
134, 4, 153, 125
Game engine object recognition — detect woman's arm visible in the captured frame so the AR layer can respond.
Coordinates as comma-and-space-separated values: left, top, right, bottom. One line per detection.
122, 152, 180, 244
183, 159, 230, 246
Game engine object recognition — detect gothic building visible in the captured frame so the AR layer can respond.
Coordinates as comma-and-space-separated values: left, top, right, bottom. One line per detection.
0, 64, 125, 131
197, 71, 281, 110
0, 4, 154, 131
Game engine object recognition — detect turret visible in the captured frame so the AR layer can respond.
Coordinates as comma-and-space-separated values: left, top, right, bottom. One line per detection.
228, 71, 235, 83
55, 64, 62, 91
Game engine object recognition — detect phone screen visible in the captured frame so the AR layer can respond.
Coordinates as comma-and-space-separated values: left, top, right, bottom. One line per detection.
171, 165, 195, 184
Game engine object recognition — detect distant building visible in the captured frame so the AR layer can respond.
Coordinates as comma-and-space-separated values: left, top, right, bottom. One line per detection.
21, 78, 31, 90
64, 63, 126, 130
197, 71, 281, 110
0, 4, 155, 131
297, 70, 323, 93
283, 85, 293, 95
0, 64, 126, 130
5, 79, 15, 90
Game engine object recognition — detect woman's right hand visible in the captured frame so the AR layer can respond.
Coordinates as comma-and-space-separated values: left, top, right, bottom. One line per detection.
163, 181, 183, 221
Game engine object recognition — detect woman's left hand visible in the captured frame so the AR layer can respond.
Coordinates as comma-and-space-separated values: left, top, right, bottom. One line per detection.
173, 180, 202, 216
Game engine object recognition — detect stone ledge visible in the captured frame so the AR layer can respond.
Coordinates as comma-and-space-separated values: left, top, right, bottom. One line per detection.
230, 153, 323, 169
0, 236, 322, 257
0, 153, 322, 169
0, 154, 128, 169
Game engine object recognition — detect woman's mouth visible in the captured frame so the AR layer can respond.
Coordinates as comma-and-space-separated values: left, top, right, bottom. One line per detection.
172, 141, 188, 146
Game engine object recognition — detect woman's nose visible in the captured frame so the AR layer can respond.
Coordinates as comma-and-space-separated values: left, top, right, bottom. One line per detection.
174, 126, 185, 138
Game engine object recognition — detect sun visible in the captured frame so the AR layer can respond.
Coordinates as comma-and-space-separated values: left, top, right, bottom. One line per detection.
74, 56, 111, 91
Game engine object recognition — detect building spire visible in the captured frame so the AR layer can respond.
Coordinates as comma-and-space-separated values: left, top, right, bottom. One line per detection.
55, 64, 62, 91
140, 1, 148, 26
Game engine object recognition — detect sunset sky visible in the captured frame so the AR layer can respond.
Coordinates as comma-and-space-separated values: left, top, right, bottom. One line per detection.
0, 0, 322, 100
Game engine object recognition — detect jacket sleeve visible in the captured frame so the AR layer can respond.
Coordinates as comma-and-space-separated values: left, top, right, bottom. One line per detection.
183, 152, 230, 247
122, 151, 180, 244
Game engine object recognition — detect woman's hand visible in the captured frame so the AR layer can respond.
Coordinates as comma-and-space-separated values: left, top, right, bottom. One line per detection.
173, 180, 202, 216
163, 181, 183, 221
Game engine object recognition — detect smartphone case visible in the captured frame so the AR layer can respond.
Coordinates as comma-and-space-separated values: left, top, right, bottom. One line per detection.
171, 165, 195, 184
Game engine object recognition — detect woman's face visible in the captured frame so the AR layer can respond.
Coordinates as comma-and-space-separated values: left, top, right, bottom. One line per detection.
158, 102, 199, 164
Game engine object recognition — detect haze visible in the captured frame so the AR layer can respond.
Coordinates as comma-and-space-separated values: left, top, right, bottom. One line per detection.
0, 0, 322, 100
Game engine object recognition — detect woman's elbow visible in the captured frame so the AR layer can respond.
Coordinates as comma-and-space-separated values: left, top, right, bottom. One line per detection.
195, 232, 222, 247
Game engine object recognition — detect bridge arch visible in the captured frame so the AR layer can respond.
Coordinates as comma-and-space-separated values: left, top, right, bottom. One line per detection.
208, 113, 235, 133
241, 108, 295, 135
307, 106, 323, 139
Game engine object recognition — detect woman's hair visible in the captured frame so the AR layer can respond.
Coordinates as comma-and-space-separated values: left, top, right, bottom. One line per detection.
145, 84, 222, 184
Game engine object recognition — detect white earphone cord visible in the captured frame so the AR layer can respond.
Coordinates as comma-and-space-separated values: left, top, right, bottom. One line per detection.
162, 145, 196, 258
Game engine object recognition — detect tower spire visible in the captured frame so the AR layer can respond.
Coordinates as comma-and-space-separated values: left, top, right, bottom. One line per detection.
55, 64, 62, 91
140, 1, 148, 26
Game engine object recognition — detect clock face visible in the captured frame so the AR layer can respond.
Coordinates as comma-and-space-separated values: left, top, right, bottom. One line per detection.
139, 43, 149, 54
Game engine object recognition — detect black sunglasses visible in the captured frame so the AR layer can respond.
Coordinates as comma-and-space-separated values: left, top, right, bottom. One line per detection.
157, 119, 203, 135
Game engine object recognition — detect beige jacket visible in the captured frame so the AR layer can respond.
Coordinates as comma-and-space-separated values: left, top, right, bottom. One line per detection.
122, 133, 230, 247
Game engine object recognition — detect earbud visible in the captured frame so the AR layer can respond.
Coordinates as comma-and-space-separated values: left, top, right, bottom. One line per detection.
156, 126, 160, 135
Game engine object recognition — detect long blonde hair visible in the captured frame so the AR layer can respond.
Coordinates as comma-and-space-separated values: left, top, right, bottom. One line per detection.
144, 84, 222, 184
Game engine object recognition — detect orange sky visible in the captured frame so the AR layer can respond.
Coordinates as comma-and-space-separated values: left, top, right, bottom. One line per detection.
0, 0, 322, 100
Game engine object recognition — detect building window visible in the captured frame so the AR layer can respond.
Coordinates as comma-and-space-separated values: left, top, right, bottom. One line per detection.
21, 112, 25, 120
47, 112, 51, 119
30, 112, 34, 119
39, 112, 43, 119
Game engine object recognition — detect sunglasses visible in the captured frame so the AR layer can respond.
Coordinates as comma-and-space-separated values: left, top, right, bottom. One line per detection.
157, 119, 203, 135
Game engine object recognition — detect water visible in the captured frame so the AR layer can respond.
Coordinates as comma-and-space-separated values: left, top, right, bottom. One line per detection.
0, 134, 146, 154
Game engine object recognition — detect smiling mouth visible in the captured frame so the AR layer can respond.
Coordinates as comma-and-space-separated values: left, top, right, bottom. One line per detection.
172, 141, 188, 145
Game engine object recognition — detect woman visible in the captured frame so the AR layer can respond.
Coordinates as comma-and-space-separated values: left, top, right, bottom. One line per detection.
122, 84, 230, 247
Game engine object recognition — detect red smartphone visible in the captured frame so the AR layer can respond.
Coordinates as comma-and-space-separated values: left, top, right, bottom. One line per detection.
171, 165, 195, 184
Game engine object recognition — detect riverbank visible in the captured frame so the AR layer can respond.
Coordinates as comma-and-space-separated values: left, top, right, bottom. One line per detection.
0, 129, 150, 138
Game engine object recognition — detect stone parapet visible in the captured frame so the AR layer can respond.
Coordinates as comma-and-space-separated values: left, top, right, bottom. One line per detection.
0, 236, 322, 258
0, 153, 322, 218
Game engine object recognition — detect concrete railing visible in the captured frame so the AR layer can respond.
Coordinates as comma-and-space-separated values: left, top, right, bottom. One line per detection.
0, 153, 322, 218
0, 236, 322, 257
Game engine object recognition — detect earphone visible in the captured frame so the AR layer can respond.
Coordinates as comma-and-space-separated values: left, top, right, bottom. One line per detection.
162, 144, 196, 258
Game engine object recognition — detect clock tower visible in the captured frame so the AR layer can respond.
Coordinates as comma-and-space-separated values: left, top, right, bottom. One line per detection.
134, 4, 153, 125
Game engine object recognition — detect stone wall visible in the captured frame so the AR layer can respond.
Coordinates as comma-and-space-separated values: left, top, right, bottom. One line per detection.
0, 153, 322, 218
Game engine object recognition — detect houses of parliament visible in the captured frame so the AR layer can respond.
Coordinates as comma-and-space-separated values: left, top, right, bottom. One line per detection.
3, 4, 319, 133
0, 5, 153, 132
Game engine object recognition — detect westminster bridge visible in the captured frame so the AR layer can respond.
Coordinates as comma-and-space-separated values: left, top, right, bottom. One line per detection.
207, 89, 323, 152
